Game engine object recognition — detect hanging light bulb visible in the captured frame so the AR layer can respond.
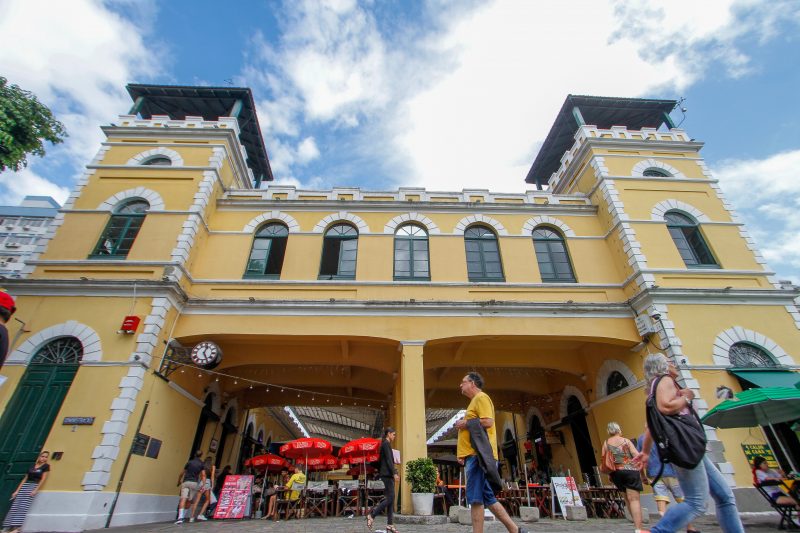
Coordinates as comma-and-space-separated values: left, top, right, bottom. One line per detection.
234, 380, 238, 385
249, 384, 253, 389
215, 377, 219, 382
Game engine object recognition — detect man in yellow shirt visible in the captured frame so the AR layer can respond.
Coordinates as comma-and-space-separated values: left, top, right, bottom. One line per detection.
455, 372, 527, 533
285, 470, 306, 501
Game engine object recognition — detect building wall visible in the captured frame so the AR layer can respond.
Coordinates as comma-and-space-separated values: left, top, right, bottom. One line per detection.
1, 112, 797, 529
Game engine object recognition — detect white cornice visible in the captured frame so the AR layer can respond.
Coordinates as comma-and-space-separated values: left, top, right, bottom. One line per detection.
180, 299, 635, 319
215, 201, 598, 216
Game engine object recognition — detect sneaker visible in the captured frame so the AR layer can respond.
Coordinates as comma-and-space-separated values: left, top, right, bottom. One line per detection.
196, 515, 208, 521
189, 518, 195, 523
174, 519, 184, 525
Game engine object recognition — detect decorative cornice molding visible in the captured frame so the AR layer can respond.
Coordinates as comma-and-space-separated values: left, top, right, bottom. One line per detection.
126, 147, 184, 167
521, 215, 575, 237
243, 211, 301, 233
384, 213, 440, 235
98, 187, 166, 212
312, 212, 369, 233
453, 214, 508, 236
650, 199, 709, 222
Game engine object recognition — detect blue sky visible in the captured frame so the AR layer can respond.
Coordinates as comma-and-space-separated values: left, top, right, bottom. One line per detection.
0, 0, 798, 281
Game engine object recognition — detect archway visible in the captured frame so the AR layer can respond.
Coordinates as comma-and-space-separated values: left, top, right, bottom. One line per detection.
215, 408, 237, 469
0, 337, 83, 521
190, 394, 218, 460
565, 395, 597, 485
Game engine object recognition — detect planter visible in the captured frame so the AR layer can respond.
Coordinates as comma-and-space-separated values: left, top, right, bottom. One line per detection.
411, 492, 434, 515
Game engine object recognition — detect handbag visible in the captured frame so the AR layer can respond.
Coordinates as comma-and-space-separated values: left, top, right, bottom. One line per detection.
646, 375, 707, 484
599, 440, 617, 474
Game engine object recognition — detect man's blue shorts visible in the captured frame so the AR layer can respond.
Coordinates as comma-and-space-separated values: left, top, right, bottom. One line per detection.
465, 455, 497, 506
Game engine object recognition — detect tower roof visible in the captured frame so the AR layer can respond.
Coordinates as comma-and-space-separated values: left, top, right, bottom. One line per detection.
126, 84, 273, 184
526, 95, 677, 188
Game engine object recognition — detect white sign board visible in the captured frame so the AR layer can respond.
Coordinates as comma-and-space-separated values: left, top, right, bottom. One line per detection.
551, 476, 582, 519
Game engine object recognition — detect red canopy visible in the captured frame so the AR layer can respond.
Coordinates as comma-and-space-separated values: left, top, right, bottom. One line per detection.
244, 454, 287, 472
339, 438, 380, 459
280, 437, 332, 460
296, 454, 340, 472
343, 453, 379, 465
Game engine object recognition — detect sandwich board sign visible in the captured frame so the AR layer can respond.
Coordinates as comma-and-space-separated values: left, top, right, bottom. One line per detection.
551, 476, 583, 519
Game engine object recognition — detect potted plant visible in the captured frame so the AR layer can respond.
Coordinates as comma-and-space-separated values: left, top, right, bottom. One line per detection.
405, 457, 437, 515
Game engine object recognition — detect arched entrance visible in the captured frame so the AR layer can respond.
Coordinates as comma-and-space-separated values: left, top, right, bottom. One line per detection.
215, 408, 236, 469
190, 394, 218, 460
565, 395, 598, 485
0, 337, 83, 520
527, 415, 550, 476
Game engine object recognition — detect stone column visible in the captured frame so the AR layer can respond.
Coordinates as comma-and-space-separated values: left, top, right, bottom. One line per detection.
397, 341, 427, 514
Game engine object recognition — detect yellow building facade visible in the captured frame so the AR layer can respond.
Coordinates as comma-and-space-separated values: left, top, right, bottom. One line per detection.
0, 88, 798, 531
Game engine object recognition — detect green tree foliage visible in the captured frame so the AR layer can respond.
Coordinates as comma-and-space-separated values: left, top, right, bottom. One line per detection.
0, 76, 66, 172
405, 456, 437, 493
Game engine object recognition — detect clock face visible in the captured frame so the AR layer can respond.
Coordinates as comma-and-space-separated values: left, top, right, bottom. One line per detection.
191, 341, 222, 367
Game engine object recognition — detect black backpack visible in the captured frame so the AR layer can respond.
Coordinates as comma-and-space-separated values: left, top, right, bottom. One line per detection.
645, 375, 707, 484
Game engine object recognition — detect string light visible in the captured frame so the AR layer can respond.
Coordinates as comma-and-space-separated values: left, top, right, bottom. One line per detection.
165, 361, 386, 406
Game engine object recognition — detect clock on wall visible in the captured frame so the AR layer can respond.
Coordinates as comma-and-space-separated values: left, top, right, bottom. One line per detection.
190, 341, 222, 369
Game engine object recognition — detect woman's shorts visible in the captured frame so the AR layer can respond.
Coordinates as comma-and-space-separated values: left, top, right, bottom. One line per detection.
652, 476, 684, 502
610, 469, 643, 492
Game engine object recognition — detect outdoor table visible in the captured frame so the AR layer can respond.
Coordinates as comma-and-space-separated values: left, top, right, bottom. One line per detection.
527, 485, 551, 518
446, 484, 466, 507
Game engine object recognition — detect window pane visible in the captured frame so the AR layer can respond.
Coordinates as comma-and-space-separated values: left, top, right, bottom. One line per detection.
252, 239, 271, 250
264, 237, 286, 275
395, 240, 410, 251
465, 240, 480, 252
413, 240, 428, 252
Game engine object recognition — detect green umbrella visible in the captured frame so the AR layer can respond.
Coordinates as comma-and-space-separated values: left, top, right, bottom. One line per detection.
701, 387, 800, 429
701, 386, 800, 471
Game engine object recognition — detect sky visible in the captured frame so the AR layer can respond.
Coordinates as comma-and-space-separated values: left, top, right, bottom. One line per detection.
0, 0, 798, 281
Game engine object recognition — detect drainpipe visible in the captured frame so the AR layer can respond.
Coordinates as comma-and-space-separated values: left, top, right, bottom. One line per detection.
105, 400, 150, 528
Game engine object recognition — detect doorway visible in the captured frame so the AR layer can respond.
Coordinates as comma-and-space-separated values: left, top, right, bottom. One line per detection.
566, 396, 598, 485
0, 338, 83, 520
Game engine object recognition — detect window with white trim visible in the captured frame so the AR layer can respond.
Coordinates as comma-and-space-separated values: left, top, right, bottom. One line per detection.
394, 224, 430, 280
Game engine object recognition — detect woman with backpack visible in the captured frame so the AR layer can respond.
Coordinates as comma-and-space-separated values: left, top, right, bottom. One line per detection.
601, 422, 645, 532
634, 353, 744, 533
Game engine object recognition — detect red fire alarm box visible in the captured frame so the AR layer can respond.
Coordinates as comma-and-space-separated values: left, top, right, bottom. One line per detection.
120, 315, 141, 334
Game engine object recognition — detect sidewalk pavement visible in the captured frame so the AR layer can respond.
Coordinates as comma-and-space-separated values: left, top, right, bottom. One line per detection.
86, 512, 788, 533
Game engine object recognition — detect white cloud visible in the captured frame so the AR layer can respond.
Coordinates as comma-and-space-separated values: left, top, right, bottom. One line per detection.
0, 0, 160, 203
297, 137, 321, 164
244, 0, 799, 191
0, 168, 70, 206
712, 149, 800, 278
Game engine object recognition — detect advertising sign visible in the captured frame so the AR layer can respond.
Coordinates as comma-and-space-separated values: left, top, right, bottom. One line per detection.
213, 475, 253, 519
551, 476, 583, 518
742, 443, 779, 469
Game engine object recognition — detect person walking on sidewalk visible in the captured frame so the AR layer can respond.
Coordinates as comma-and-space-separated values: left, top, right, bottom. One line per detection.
454, 372, 528, 533
366, 427, 399, 532
2, 451, 50, 533
634, 353, 744, 533
175, 450, 206, 524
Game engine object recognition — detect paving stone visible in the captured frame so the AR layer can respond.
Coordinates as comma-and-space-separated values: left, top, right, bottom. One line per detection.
86, 512, 785, 533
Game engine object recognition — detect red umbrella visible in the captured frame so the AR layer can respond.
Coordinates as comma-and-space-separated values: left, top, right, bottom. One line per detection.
280, 438, 333, 484
339, 437, 381, 481
339, 437, 381, 461
297, 454, 340, 472
245, 454, 287, 472
280, 437, 333, 460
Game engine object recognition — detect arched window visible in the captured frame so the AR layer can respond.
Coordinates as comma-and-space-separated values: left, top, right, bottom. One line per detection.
643, 168, 670, 177
532, 226, 576, 282
464, 225, 504, 282
729, 342, 778, 368
394, 224, 430, 280
244, 223, 288, 278
31, 337, 83, 365
606, 371, 629, 395
665, 211, 717, 267
91, 198, 150, 258
142, 156, 172, 166
319, 223, 358, 279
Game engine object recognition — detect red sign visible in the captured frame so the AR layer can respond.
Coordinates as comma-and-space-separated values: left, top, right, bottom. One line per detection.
120, 315, 141, 334
213, 475, 253, 519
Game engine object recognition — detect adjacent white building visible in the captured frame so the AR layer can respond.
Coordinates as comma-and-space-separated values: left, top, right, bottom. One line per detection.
0, 196, 60, 278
